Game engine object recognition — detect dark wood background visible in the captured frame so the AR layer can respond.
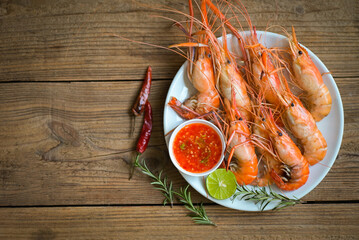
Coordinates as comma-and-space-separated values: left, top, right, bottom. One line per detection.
0, 0, 358, 239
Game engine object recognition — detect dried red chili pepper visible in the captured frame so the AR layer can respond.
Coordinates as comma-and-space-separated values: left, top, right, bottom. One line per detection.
129, 101, 153, 180
136, 101, 153, 154
132, 66, 152, 116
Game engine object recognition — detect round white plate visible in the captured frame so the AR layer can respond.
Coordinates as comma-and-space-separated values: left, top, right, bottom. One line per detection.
163, 31, 344, 211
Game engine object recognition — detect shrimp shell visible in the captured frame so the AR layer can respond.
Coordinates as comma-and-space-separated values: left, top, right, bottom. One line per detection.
219, 60, 252, 121
283, 94, 327, 165
263, 109, 310, 191
185, 53, 220, 115
228, 120, 258, 185
289, 27, 332, 122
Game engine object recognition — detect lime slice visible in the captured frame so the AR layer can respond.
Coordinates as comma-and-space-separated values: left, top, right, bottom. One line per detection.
206, 169, 237, 200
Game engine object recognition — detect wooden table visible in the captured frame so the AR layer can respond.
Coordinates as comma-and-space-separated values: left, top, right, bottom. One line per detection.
0, 0, 358, 239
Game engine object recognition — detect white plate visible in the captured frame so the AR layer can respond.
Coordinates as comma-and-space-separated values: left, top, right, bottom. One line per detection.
163, 31, 344, 211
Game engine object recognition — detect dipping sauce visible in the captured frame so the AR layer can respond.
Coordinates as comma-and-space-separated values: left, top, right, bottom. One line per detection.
173, 123, 222, 173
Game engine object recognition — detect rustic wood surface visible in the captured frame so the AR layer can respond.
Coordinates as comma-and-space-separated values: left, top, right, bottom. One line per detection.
0, 0, 358, 239
1, 205, 358, 239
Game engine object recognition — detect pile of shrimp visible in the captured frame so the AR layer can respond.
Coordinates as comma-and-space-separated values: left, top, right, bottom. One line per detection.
167, 0, 331, 191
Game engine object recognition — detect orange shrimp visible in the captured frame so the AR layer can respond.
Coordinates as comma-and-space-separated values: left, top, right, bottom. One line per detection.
204, 2, 281, 115
202, 0, 252, 120
205, 0, 288, 112
247, 29, 284, 106
261, 108, 309, 191
251, 117, 281, 187
168, 97, 200, 120
252, 46, 328, 166
183, 46, 220, 115
168, 1, 220, 118
289, 27, 332, 122
211, 28, 253, 121
186, 1, 220, 115
224, 99, 257, 185
280, 92, 327, 165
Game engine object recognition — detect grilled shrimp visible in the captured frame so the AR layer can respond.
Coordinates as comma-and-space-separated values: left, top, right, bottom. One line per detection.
183, 47, 220, 115
262, 108, 309, 191
247, 29, 284, 106
168, 0, 220, 119
251, 117, 281, 187
250, 43, 328, 165
281, 93, 327, 165
218, 55, 252, 121
201, 1, 252, 120
289, 27, 332, 122
209, 27, 253, 121
224, 99, 257, 185
251, 127, 274, 186
205, 1, 283, 109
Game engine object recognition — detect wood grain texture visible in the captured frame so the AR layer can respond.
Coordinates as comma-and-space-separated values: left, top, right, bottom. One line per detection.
0, 80, 191, 206
0, 79, 358, 206
0, 0, 358, 238
0, 204, 358, 239
0, 0, 358, 81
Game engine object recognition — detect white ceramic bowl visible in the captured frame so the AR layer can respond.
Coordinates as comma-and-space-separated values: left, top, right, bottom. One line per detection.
168, 119, 226, 177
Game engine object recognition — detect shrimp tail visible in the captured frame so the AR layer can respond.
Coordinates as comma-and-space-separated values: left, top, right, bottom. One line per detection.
168, 97, 200, 120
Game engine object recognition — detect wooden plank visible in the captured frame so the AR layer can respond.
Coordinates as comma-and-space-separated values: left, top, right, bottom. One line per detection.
0, 0, 358, 81
0, 80, 190, 206
0, 80, 358, 206
0, 204, 358, 239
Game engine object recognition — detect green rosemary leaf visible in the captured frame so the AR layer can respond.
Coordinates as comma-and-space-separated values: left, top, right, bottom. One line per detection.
134, 156, 174, 207
152, 187, 168, 193
174, 186, 216, 226
233, 185, 301, 211
184, 205, 195, 213
133, 156, 215, 225
260, 199, 270, 211
150, 181, 161, 185
241, 193, 253, 200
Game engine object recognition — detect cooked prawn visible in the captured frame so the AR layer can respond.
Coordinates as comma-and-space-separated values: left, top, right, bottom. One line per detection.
202, 0, 253, 120
261, 107, 309, 191
224, 99, 258, 185
217, 36, 253, 121
168, 1, 220, 117
183, 47, 220, 115
247, 29, 284, 106
251, 116, 281, 187
289, 27, 332, 122
281, 92, 327, 165
251, 45, 328, 166
204, 1, 283, 112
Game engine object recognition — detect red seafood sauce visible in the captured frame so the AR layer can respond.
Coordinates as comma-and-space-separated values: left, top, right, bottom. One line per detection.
173, 123, 222, 173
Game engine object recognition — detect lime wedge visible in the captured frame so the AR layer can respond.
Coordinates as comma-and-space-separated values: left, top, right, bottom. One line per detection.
206, 169, 237, 200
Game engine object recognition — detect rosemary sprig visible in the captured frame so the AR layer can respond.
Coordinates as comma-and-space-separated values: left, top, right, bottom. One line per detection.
134, 155, 174, 207
175, 185, 216, 226
231, 185, 302, 211
133, 156, 215, 225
